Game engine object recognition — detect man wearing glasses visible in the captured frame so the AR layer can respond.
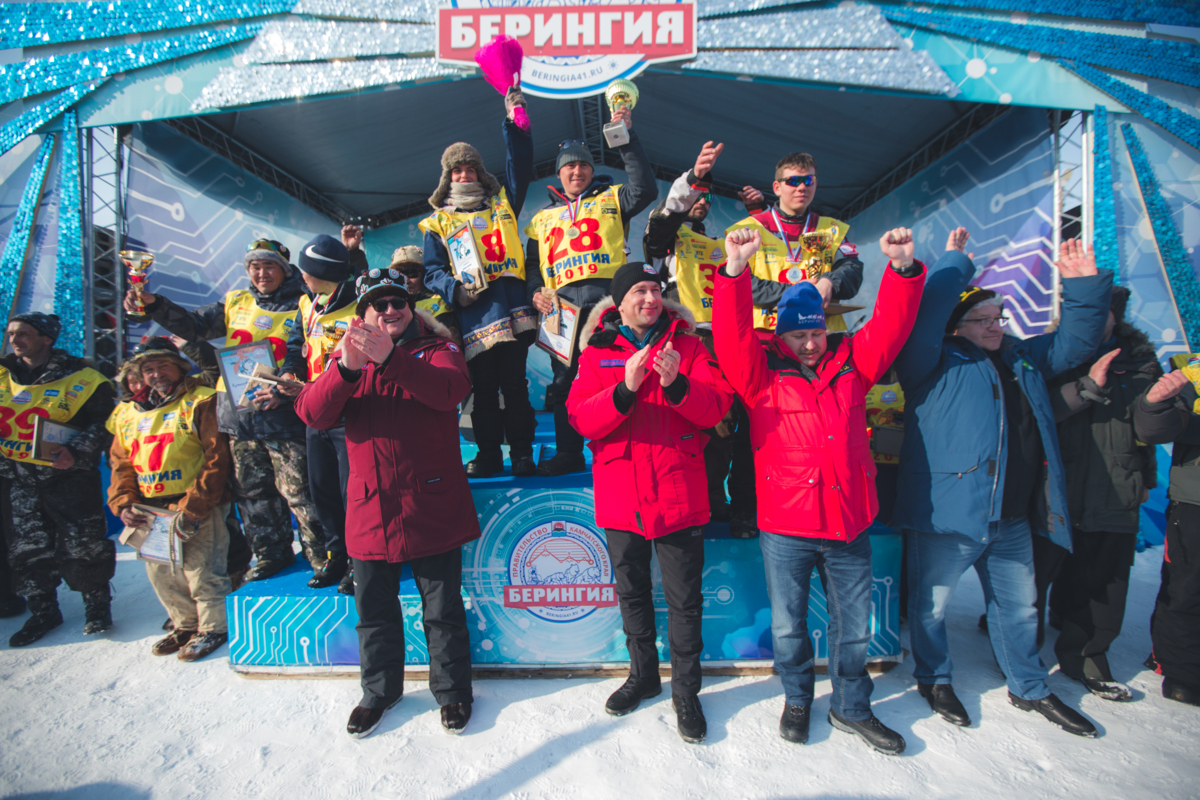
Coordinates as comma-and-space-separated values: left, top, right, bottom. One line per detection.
892, 232, 1111, 738
525, 106, 658, 477
126, 239, 325, 584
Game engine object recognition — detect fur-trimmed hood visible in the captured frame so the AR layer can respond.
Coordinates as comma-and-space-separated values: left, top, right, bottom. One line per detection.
1110, 318, 1158, 372
414, 307, 455, 341
427, 142, 503, 210
581, 296, 697, 351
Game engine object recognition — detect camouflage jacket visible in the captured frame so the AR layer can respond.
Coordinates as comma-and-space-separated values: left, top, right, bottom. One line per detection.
0, 350, 115, 484
107, 375, 231, 519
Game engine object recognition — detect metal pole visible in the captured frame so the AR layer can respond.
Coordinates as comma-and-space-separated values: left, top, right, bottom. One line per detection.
113, 126, 125, 361
1051, 110, 1063, 327
1082, 110, 1093, 256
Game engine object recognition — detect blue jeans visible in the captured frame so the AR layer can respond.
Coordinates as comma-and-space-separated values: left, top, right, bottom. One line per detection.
759, 530, 875, 720
906, 519, 1050, 701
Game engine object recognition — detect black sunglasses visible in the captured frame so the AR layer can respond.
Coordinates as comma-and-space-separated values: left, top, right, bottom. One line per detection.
369, 297, 408, 313
780, 175, 815, 187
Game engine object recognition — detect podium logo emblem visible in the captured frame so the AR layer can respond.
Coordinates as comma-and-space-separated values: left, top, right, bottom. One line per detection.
505, 519, 616, 622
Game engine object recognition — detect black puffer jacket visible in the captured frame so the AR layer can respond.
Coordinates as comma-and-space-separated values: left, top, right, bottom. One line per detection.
144, 271, 308, 441
1049, 320, 1161, 533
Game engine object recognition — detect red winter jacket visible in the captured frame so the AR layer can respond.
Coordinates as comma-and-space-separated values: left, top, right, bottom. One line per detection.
567, 299, 734, 539
712, 265, 926, 541
294, 314, 481, 562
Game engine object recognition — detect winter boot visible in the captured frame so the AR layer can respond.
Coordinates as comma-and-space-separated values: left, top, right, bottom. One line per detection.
673, 694, 707, 743
1008, 692, 1096, 737
152, 628, 196, 656
9, 594, 62, 647
918, 683, 971, 726
1163, 677, 1200, 706
245, 552, 295, 582
537, 451, 587, 477
779, 703, 811, 744
441, 702, 472, 734
178, 631, 228, 662
347, 696, 402, 739
605, 676, 662, 716
466, 451, 504, 478
308, 551, 348, 589
829, 710, 906, 755
510, 448, 537, 478
338, 565, 355, 595
81, 586, 113, 635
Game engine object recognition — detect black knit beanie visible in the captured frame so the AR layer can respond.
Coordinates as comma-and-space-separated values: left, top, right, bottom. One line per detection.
609, 261, 663, 308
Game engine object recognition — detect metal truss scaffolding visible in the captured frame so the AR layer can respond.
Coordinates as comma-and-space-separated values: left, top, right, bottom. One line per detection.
85, 126, 126, 373
1050, 108, 1091, 324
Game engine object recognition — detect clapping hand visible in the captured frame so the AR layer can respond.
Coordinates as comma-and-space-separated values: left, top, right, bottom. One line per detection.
624, 347, 653, 392
1054, 238, 1098, 278
724, 228, 762, 276
1146, 370, 1192, 404
345, 318, 393, 365
653, 340, 681, 387
1088, 348, 1121, 388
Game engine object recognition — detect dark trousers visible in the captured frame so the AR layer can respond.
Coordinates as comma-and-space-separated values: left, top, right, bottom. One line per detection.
728, 401, 756, 515
606, 526, 705, 698
307, 425, 351, 557
1049, 529, 1137, 681
468, 340, 536, 458
1032, 533, 1070, 646
548, 355, 584, 456
226, 504, 253, 575
1152, 501, 1200, 687
352, 549, 473, 709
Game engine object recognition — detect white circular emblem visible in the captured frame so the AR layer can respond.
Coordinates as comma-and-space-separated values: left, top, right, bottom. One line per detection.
507, 521, 613, 623
881, 390, 897, 404
253, 314, 273, 331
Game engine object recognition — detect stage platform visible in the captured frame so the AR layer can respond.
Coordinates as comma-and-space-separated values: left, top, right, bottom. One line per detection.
227, 415, 902, 676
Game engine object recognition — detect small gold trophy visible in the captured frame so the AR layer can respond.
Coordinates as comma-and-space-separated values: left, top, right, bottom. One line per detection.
602, 79, 639, 148
119, 250, 155, 323
797, 226, 840, 280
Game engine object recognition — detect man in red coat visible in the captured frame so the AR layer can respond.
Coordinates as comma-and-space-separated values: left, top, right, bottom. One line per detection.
567, 260, 734, 744
713, 227, 925, 755
295, 268, 480, 739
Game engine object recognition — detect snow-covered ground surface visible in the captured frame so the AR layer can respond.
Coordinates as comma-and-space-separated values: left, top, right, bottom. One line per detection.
2, 544, 1197, 800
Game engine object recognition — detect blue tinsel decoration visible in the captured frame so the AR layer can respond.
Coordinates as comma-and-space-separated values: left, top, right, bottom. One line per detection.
0, 0, 293, 50
53, 112, 86, 358
914, 1, 1199, 28
0, 81, 105, 158
1120, 122, 1200, 350
0, 24, 261, 106
1063, 61, 1200, 154
1091, 106, 1119, 283
884, 8, 1200, 91
0, 136, 57, 324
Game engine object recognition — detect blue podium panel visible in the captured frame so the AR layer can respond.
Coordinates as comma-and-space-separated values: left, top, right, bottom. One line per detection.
228, 465, 902, 669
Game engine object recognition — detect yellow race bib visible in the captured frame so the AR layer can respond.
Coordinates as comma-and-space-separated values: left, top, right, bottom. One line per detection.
865, 382, 904, 465
525, 186, 626, 290
1170, 353, 1200, 413
726, 215, 848, 332
297, 295, 356, 379
419, 187, 525, 282
0, 367, 107, 465
674, 226, 725, 325
115, 385, 215, 499
415, 293, 448, 318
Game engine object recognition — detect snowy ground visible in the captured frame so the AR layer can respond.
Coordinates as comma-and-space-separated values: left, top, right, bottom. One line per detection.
1, 544, 1197, 800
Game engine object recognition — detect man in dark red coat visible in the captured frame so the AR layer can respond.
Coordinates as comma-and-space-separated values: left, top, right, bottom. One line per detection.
567, 260, 733, 744
295, 268, 480, 739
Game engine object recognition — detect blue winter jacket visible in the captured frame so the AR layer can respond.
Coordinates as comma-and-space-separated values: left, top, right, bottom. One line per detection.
892, 250, 1113, 549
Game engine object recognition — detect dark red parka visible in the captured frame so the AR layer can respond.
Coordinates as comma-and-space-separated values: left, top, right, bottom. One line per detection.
294, 314, 480, 562
712, 264, 925, 542
567, 299, 734, 539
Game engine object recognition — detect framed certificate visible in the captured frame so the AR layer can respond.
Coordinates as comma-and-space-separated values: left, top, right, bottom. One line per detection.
446, 223, 486, 295
536, 297, 583, 366
217, 340, 278, 411
117, 504, 178, 565
30, 417, 82, 466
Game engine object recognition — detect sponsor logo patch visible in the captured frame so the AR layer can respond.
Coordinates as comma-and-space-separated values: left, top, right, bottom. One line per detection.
881, 390, 897, 404
600, 359, 626, 367
253, 314, 273, 331
11, 390, 31, 404
839, 242, 858, 257
504, 521, 616, 622
43, 390, 59, 397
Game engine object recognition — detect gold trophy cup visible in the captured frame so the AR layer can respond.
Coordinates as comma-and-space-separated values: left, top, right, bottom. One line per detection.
797, 226, 840, 280
118, 250, 155, 323
602, 79, 639, 148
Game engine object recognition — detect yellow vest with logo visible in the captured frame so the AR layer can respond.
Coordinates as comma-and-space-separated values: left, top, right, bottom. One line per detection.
525, 186, 626, 290
1171, 353, 1200, 413
106, 400, 135, 435
673, 226, 725, 325
414, 293, 448, 318
115, 385, 215, 499
419, 188, 525, 283
297, 294, 356, 379
725, 216, 848, 332
219, 289, 296, 391
0, 367, 107, 465
865, 382, 904, 465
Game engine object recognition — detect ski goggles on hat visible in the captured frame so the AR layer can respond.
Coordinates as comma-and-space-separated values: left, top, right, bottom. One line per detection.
246, 239, 290, 259
780, 175, 815, 187
558, 139, 587, 149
